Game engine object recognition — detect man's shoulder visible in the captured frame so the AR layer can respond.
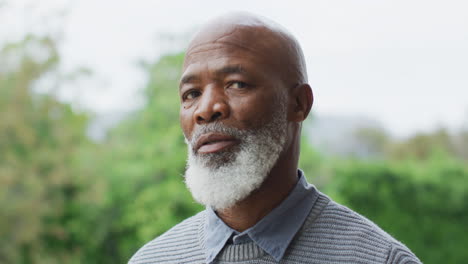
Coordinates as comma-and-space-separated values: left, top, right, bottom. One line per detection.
317, 199, 398, 246
299, 194, 421, 263
128, 210, 206, 264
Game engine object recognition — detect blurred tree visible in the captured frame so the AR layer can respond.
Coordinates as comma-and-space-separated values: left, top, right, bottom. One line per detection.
0, 35, 104, 264
353, 126, 390, 158
388, 128, 466, 161
389, 128, 452, 160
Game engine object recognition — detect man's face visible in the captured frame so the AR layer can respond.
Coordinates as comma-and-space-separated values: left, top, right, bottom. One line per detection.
179, 38, 290, 210
179, 42, 287, 154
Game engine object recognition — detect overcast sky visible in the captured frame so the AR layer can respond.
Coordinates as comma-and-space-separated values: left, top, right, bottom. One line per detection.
3, 0, 468, 137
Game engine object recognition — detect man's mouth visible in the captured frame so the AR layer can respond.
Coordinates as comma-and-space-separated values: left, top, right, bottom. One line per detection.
195, 133, 239, 154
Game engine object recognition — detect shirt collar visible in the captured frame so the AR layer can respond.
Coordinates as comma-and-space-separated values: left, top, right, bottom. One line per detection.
204, 170, 318, 263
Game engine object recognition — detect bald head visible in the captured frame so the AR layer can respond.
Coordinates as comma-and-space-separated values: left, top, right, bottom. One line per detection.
184, 12, 308, 86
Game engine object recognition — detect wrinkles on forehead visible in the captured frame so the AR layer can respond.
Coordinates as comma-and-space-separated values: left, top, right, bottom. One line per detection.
184, 30, 307, 85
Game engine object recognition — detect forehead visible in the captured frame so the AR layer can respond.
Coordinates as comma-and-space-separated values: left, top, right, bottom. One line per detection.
182, 42, 274, 80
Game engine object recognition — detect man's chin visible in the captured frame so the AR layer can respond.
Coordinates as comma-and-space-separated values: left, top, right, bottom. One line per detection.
194, 147, 241, 169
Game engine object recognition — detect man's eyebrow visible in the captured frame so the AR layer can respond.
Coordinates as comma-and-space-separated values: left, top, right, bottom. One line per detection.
179, 74, 200, 89
179, 65, 247, 89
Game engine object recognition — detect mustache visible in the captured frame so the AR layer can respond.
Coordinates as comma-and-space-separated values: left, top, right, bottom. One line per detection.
188, 122, 246, 146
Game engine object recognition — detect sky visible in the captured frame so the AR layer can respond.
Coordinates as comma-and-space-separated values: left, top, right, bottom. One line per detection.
3, 0, 468, 137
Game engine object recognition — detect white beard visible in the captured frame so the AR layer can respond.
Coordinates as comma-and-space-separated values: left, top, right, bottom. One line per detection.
184, 100, 287, 210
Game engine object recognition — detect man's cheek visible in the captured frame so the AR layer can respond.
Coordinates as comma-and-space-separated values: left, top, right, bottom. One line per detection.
180, 123, 193, 141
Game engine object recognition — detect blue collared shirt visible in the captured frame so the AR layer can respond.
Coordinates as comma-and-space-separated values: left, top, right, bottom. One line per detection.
204, 170, 318, 263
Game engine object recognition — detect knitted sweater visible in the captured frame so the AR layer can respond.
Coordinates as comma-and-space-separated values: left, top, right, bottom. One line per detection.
129, 192, 421, 264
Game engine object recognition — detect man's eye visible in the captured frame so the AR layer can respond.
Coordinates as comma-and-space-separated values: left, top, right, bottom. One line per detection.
228, 81, 248, 89
183, 90, 201, 100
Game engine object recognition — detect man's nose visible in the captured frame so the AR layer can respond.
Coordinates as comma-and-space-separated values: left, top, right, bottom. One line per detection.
194, 87, 229, 124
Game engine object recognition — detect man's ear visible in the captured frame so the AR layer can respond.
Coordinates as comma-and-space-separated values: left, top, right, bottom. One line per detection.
289, 83, 313, 122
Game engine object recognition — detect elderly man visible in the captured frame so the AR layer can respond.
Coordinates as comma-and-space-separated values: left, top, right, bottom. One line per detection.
129, 12, 421, 264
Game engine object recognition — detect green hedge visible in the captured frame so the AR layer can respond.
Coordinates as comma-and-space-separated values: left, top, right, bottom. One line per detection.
327, 158, 468, 264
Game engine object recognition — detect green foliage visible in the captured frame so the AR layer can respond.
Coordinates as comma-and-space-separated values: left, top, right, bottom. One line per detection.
0, 35, 104, 263
330, 157, 468, 264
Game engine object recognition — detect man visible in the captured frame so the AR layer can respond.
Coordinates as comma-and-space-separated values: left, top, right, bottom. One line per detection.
129, 12, 421, 264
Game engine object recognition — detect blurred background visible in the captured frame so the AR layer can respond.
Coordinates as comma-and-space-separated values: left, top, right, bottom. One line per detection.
1, 0, 467, 263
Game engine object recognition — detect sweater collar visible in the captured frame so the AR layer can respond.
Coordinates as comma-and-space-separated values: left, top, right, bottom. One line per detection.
204, 170, 318, 263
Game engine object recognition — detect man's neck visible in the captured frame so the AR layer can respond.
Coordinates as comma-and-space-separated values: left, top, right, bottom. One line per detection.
215, 165, 298, 232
